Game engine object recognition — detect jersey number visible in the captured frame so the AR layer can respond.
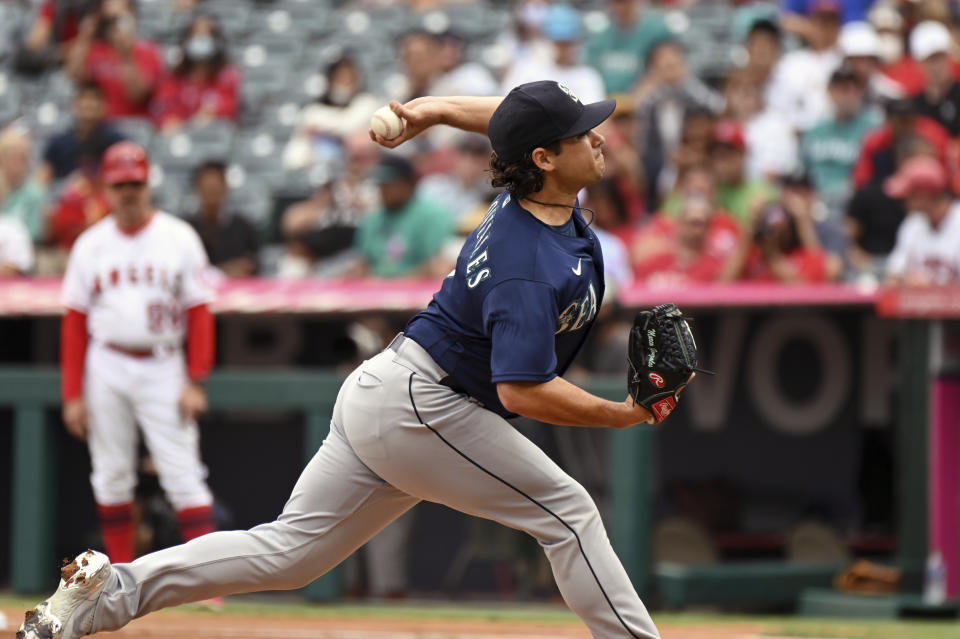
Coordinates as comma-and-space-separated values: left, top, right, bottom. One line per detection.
147, 301, 183, 333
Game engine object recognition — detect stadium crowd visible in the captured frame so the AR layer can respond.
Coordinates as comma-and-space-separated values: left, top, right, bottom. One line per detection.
1, 0, 960, 289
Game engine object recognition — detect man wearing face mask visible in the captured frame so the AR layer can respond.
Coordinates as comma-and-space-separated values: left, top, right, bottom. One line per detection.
151, 14, 241, 132
65, 0, 165, 118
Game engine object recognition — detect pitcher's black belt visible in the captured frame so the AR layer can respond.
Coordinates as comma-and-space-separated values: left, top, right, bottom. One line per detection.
387, 333, 466, 394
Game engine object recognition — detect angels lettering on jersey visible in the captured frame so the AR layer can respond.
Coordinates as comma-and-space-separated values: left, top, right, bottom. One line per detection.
93, 265, 183, 298
62, 212, 214, 346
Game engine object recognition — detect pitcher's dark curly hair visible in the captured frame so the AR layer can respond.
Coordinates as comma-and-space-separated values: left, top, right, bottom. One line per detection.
489, 141, 563, 200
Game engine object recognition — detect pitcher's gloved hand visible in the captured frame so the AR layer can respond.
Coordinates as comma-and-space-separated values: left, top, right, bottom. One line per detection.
627, 303, 708, 423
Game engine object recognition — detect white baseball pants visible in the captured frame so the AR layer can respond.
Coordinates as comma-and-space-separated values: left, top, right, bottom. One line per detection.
85, 342, 213, 510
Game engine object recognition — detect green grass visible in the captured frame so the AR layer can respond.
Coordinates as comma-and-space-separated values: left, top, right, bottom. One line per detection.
1, 596, 957, 637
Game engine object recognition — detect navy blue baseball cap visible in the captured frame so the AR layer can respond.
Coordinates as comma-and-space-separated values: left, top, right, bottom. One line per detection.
487, 81, 616, 163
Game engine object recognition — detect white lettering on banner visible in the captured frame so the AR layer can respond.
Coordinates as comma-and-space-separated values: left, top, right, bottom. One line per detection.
687, 313, 748, 431
746, 313, 851, 435
861, 316, 897, 426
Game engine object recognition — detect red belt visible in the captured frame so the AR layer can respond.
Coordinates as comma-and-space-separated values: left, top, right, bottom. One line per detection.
105, 343, 157, 358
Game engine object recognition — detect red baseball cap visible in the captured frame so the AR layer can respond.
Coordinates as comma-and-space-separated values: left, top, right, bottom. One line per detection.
102, 141, 150, 185
884, 156, 948, 198
712, 120, 746, 151
809, 0, 842, 15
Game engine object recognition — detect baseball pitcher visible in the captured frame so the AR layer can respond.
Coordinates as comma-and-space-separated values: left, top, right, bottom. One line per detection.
19, 83, 697, 639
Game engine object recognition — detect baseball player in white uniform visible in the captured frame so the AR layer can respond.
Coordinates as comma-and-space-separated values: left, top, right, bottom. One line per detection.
884, 155, 960, 284
59, 141, 218, 566
18, 87, 678, 639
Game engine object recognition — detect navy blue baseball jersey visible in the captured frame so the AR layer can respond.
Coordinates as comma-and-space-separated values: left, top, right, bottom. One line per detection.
404, 191, 605, 417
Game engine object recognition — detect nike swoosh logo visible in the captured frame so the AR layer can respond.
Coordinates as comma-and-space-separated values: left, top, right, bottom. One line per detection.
572, 258, 582, 276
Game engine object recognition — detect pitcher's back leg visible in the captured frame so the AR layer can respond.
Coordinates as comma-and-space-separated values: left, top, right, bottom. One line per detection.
88, 417, 418, 635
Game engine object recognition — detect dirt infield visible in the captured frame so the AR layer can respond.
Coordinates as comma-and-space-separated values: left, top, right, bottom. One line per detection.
3, 600, 957, 639
0, 605, 761, 639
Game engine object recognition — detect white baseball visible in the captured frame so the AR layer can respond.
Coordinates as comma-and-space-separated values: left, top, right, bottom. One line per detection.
0, 611, 8, 631
370, 105, 403, 140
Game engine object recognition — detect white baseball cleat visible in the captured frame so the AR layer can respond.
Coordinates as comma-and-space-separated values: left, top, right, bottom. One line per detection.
16, 550, 112, 639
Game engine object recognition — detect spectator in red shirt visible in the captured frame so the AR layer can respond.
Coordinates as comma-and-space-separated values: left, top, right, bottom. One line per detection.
151, 14, 241, 132
48, 154, 110, 251
16, 0, 97, 73
725, 202, 831, 282
632, 194, 741, 286
65, 0, 165, 118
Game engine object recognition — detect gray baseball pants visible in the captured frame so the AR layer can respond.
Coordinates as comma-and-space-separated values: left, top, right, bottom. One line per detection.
86, 336, 660, 639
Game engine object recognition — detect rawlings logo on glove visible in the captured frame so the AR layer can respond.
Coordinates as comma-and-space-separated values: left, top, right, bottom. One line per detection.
628, 303, 710, 424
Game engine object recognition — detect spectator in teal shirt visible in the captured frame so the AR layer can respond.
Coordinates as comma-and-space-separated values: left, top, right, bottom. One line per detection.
801, 66, 881, 220
0, 125, 48, 242
354, 155, 454, 279
586, 0, 672, 94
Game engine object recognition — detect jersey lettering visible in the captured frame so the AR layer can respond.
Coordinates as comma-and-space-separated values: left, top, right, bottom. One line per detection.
556, 282, 597, 334
466, 250, 491, 289
470, 199, 501, 259
468, 268, 491, 288
61, 212, 213, 348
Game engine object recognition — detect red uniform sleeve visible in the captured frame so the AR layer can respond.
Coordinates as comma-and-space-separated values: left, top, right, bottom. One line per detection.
61, 309, 88, 402
186, 304, 215, 381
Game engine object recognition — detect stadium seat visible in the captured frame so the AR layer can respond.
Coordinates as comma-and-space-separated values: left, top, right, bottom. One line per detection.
149, 167, 190, 214
233, 130, 283, 171
24, 101, 71, 140
225, 167, 274, 226
276, 0, 338, 33
45, 71, 76, 109
0, 76, 22, 126
0, 3, 24, 64
282, 69, 326, 106
137, 0, 174, 41
113, 117, 156, 151
183, 119, 237, 159
151, 131, 208, 172
203, 2, 252, 39
260, 102, 300, 139
247, 7, 312, 42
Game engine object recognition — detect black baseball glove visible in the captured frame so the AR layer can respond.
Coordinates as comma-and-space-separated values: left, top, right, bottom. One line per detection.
627, 303, 706, 423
